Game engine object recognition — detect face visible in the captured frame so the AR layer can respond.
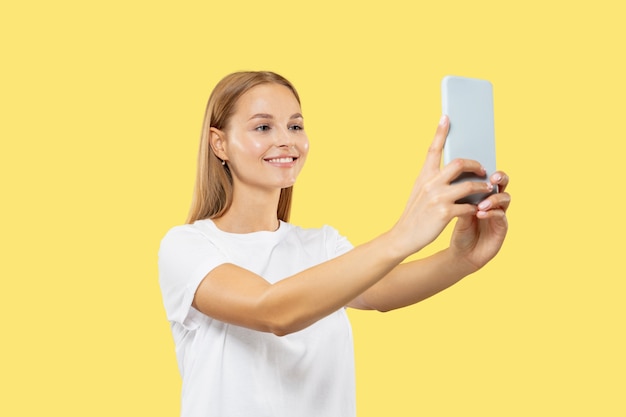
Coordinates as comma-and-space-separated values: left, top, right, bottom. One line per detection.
212, 83, 309, 193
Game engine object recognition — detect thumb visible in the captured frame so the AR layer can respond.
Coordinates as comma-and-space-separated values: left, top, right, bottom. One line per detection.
423, 115, 449, 172
454, 212, 476, 233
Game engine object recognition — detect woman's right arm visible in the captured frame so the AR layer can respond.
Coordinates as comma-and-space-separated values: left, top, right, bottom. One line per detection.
193, 231, 402, 336
192, 116, 493, 336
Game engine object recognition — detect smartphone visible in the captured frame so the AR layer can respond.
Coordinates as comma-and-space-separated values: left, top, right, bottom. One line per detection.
441, 75, 498, 205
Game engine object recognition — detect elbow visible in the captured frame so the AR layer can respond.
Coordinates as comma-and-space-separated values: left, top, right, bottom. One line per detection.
256, 300, 308, 337
255, 288, 323, 337
371, 300, 398, 313
264, 315, 305, 337
372, 299, 408, 313
270, 327, 291, 337
352, 292, 396, 313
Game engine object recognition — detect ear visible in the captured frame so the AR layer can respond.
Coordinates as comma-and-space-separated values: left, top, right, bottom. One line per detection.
209, 127, 228, 161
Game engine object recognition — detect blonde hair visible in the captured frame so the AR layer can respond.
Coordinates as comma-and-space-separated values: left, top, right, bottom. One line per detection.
186, 71, 301, 224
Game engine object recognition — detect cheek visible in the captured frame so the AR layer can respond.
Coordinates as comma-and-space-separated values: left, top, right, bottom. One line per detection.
300, 136, 310, 155
250, 140, 266, 153
230, 135, 266, 157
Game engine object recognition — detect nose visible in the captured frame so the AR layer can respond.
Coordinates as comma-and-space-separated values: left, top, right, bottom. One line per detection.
275, 127, 295, 148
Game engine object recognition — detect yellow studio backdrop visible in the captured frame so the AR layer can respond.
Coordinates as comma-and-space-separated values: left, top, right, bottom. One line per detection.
1, 0, 624, 416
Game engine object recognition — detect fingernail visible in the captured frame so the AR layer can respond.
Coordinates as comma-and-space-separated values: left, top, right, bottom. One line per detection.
478, 200, 491, 210
439, 115, 447, 125
494, 173, 502, 182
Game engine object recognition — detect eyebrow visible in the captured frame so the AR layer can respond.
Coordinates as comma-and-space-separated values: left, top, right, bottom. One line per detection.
248, 113, 303, 121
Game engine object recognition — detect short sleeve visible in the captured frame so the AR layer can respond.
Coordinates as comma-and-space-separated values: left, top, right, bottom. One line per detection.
158, 225, 228, 329
324, 225, 354, 259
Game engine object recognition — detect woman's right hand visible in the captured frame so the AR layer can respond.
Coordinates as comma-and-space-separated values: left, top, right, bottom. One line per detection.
389, 115, 495, 258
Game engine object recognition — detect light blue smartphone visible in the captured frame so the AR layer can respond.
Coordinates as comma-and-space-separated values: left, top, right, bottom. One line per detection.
441, 75, 498, 205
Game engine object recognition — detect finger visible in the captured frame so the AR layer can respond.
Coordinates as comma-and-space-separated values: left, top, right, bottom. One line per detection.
477, 191, 511, 213
449, 202, 479, 219
423, 115, 449, 172
476, 207, 508, 222
454, 212, 475, 232
490, 171, 509, 193
450, 180, 496, 203
441, 158, 487, 185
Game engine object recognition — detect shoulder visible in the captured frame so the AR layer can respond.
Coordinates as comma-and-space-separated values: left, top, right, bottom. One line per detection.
158, 220, 220, 255
158, 221, 229, 286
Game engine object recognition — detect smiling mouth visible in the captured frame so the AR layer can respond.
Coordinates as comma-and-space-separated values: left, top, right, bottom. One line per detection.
265, 157, 297, 163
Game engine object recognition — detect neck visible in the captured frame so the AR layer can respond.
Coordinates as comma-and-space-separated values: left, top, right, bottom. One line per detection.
213, 186, 282, 233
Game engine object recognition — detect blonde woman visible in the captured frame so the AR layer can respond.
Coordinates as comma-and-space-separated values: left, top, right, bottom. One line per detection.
159, 71, 511, 417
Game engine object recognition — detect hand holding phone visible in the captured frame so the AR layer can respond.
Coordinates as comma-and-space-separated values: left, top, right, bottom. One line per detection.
441, 75, 498, 205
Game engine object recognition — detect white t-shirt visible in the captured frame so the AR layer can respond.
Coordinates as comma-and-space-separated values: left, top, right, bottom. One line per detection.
158, 219, 356, 417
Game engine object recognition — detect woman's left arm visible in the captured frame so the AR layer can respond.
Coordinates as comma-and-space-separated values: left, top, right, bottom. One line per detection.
349, 171, 510, 311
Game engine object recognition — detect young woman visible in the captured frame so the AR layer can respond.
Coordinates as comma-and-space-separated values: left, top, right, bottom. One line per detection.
159, 71, 510, 417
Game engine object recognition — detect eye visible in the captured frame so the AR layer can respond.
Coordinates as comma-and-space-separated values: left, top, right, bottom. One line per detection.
289, 124, 304, 131
255, 124, 271, 132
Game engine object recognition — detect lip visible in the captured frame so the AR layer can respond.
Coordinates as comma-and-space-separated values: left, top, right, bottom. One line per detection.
263, 155, 299, 166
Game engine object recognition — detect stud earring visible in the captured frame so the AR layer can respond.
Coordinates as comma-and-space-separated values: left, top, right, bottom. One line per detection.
221, 160, 226, 166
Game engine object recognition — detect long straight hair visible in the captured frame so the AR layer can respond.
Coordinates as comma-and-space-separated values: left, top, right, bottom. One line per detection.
186, 71, 301, 224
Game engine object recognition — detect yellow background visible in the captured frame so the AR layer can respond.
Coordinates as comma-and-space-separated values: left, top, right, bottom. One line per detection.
2, 0, 624, 416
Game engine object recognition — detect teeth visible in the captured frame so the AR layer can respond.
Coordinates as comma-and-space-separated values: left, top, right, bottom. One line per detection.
267, 157, 294, 163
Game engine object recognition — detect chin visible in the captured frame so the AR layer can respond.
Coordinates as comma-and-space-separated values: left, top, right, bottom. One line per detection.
277, 175, 298, 188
